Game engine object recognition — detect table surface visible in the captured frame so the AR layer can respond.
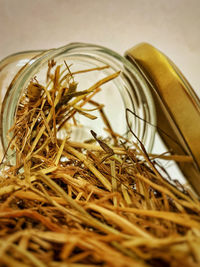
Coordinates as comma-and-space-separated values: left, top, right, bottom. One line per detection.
0, 0, 200, 183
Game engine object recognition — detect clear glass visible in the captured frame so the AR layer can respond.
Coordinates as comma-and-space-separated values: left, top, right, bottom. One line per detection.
0, 43, 156, 158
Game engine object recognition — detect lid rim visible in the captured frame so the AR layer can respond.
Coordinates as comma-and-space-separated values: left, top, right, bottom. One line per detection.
125, 43, 200, 195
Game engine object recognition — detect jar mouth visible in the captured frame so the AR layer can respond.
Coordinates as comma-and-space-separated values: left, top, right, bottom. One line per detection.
0, 42, 156, 157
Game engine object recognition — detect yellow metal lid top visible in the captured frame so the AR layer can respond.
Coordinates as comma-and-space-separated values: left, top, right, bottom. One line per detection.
126, 43, 200, 194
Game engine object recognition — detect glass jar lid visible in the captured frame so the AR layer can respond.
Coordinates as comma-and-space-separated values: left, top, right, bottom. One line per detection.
126, 43, 200, 195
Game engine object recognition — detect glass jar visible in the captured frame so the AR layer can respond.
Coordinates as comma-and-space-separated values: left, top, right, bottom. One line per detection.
0, 43, 156, 156
0, 42, 199, 194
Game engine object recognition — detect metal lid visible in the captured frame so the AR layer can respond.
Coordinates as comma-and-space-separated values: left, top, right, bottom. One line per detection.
125, 43, 200, 195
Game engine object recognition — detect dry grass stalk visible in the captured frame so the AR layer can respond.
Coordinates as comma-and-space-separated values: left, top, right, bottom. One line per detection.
0, 60, 200, 267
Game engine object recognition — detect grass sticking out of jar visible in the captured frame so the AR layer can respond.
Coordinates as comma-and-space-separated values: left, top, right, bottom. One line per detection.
0, 60, 199, 267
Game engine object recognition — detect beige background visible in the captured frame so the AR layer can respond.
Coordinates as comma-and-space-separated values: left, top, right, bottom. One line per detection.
0, 0, 200, 97
0, 0, 200, 182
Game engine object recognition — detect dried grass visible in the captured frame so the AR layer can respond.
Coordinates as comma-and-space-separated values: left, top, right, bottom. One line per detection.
0, 61, 200, 267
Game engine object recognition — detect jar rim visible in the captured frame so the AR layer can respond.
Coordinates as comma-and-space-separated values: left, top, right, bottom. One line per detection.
0, 42, 156, 157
